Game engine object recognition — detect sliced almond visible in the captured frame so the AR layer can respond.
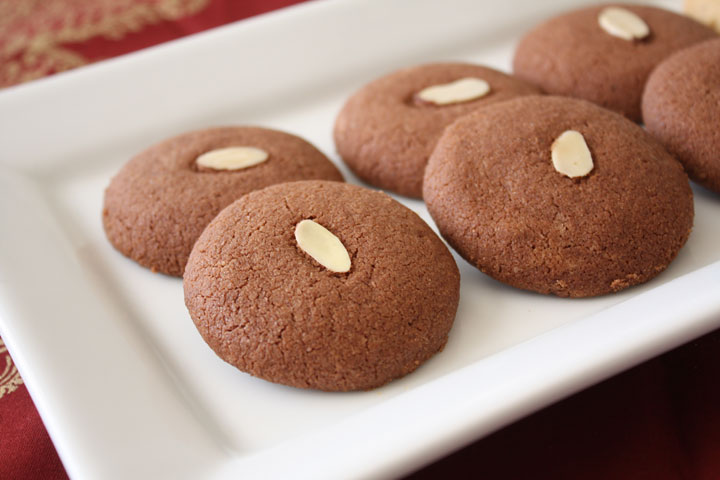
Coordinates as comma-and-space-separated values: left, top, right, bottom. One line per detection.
417, 77, 491, 105
196, 147, 268, 171
294, 220, 351, 273
685, 0, 720, 33
551, 130, 594, 178
598, 7, 650, 41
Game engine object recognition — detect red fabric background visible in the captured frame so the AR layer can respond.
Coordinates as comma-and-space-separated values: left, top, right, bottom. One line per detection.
409, 330, 720, 479
64, 1, 308, 63
1, 385, 66, 480
1, 1, 719, 479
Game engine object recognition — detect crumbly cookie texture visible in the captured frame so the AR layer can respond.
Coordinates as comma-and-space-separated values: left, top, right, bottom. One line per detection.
102, 127, 343, 276
643, 38, 720, 193
513, 4, 717, 122
183, 180, 460, 391
333, 62, 540, 198
423, 95, 693, 298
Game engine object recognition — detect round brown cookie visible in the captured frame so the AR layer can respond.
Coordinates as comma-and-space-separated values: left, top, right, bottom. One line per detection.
103, 127, 343, 276
513, 4, 716, 122
333, 62, 541, 198
183, 180, 460, 391
642, 38, 720, 194
423, 95, 693, 298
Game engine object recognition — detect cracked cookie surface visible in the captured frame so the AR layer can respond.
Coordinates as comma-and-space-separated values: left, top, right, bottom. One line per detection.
423, 95, 693, 298
513, 4, 716, 122
642, 38, 720, 194
333, 63, 540, 198
102, 126, 343, 276
183, 180, 460, 391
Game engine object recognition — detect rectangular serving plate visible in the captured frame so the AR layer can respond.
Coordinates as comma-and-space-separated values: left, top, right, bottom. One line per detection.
1, 0, 719, 478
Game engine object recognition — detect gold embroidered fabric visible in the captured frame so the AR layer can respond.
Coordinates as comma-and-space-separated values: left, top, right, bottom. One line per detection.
0, 0, 210, 88
0, 339, 22, 399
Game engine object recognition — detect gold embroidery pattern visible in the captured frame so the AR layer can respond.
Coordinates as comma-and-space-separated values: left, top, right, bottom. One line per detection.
0, 0, 210, 88
0, 339, 23, 399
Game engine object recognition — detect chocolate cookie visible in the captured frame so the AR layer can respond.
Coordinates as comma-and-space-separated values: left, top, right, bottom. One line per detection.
333, 63, 541, 198
642, 38, 720, 193
183, 180, 460, 391
103, 127, 343, 276
513, 4, 716, 122
423, 96, 693, 298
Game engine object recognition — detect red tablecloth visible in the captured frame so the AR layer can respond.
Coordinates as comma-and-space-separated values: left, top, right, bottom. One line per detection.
1, 1, 719, 479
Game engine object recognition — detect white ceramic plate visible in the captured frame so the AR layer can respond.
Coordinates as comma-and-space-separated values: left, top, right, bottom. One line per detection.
1, 0, 718, 478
